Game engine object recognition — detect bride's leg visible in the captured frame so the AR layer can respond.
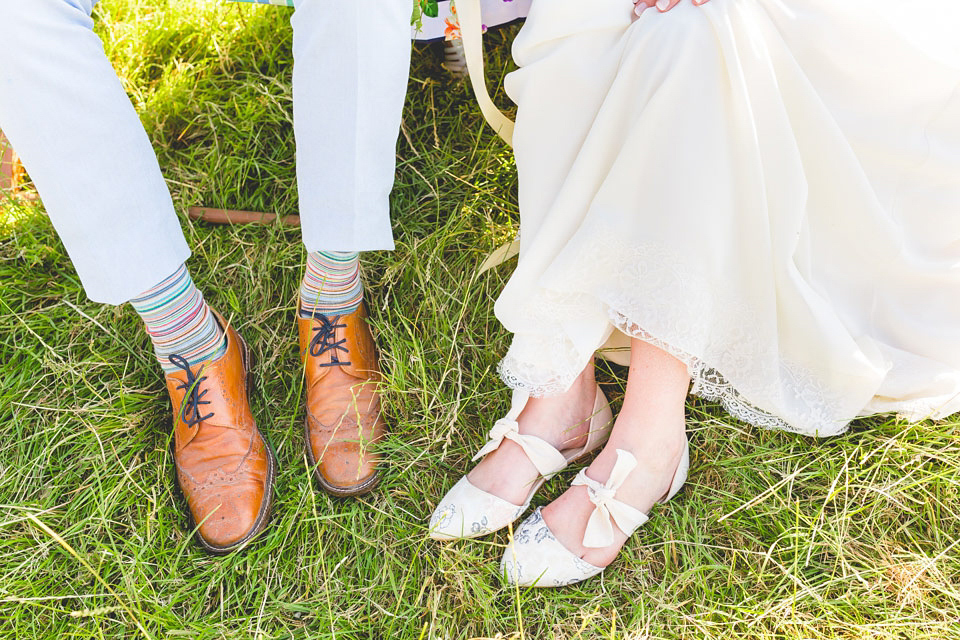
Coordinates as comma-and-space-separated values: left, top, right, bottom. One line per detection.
467, 362, 600, 506
541, 338, 689, 568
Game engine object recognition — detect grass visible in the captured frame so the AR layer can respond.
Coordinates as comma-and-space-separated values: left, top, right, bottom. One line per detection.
1, 1, 959, 637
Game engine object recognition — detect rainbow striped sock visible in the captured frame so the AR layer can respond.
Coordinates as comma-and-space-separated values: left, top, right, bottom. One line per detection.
299, 251, 363, 318
130, 264, 228, 373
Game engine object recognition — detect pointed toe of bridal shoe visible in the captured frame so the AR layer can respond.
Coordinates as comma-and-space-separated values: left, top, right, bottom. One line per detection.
500, 508, 604, 587
429, 476, 527, 541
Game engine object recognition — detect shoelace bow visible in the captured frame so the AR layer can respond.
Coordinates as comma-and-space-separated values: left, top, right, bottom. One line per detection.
572, 449, 648, 549
309, 314, 351, 367
471, 389, 567, 477
169, 354, 213, 427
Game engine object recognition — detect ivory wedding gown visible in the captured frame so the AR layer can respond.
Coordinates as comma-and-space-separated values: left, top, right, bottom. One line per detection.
493, 0, 960, 436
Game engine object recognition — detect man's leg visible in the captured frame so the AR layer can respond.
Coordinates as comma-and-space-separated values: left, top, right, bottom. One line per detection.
0, 0, 274, 552
0, 0, 188, 304
290, 0, 411, 495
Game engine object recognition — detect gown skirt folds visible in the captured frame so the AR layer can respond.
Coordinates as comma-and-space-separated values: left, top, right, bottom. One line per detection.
494, 0, 960, 436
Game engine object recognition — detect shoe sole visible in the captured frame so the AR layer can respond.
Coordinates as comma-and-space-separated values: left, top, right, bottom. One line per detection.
563, 406, 614, 466
303, 416, 380, 497
181, 334, 277, 555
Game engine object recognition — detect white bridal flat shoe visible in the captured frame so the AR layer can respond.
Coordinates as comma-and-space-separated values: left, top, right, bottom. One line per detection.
501, 441, 690, 587
429, 386, 613, 541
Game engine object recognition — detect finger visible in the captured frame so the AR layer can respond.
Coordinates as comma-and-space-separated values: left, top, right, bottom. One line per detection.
655, 0, 682, 12
634, 0, 656, 17
692, 0, 711, 5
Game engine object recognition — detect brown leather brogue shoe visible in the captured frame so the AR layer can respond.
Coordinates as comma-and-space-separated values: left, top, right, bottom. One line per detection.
299, 303, 386, 496
166, 313, 275, 554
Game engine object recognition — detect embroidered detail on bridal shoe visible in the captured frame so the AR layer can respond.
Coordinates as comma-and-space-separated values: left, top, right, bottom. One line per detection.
501, 508, 603, 587
428, 476, 526, 540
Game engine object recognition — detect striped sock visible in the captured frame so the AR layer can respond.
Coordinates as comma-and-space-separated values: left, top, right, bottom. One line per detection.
298, 251, 364, 318
130, 264, 228, 373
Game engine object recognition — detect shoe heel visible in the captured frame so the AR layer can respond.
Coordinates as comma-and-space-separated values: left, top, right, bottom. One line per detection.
657, 440, 690, 504
564, 386, 613, 465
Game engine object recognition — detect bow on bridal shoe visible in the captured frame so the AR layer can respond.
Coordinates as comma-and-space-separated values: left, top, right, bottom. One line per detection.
429, 387, 613, 541
501, 442, 690, 587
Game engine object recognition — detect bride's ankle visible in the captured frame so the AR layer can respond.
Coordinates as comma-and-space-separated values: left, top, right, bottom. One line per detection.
612, 416, 686, 455
520, 369, 598, 451
602, 409, 687, 478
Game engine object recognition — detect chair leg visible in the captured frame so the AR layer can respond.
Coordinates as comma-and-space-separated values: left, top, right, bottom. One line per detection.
442, 38, 468, 78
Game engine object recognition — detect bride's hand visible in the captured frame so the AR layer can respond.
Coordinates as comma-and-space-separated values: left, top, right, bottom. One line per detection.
634, 0, 710, 17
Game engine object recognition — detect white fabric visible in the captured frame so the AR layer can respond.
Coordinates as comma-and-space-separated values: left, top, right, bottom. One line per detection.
470, 388, 567, 475
572, 449, 648, 549
292, 0, 409, 254
495, 0, 960, 436
0, 0, 410, 304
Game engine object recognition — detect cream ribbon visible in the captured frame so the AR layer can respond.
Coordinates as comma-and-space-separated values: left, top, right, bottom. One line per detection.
573, 449, 649, 548
457, 0, 515, 147
471, 389, 568, 476
457, 0, 521, 275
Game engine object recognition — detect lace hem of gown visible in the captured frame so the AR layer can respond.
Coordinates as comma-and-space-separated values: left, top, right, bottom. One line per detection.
608, 312, 795, 432
494, 225, 960, 436
498, 231, 857, 436
498, 309, 797, 433
494, 236, 857, 436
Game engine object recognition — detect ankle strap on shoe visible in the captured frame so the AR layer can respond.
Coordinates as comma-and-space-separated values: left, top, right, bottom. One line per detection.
471, 389, 567, 477
573, 449, 648, 549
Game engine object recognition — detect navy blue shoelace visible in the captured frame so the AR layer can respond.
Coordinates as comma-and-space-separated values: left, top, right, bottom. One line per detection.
309, 315, 352, 367
169, 354, 213, 426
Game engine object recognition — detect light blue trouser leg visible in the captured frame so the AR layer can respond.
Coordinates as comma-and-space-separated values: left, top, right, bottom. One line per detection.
0, 0, 413, 303
292, 0, 412, 253
0, 0, 190, 305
